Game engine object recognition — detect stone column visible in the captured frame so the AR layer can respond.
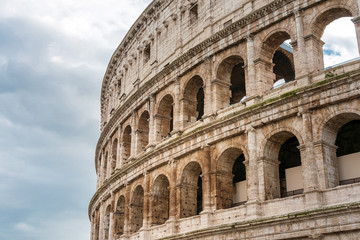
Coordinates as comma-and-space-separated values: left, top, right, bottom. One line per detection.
203, 57, 213, 117
246, 34, 257, 97
304, 34, 325, 74
352, 16, 360, 56
201, 145, 212, 212
148, 94, 156, 148
117, 125, 122, 169
293, 8, 309, 78
211, 79, 231, 112
98, 204, 105, 240
246, 128, 259, 202
143, 172, 150, 228
123, 184, 131, 237
313, 140, 339, 189
169, 160, 177, 220
109, 199, 115, 240
130, 113, 136, 158
254, 58, 274, 95
100, 151, 105, 184
300, 111, 319, 191
167, 159, 178, 235
258, 157, 281, 201
173, 77, 181, 132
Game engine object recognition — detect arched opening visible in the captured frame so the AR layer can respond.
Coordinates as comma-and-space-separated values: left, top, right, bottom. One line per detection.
216, 55, 246, 106
322, 17, 359, 68
180, 162, 202, 218
278, 137, 302, 197
137, 111, 150, 154
322, 113, 360, 188
336, 120, 360, 185
261, 32, 295, 91
183, 76, 205, 126
111, 139, 118, 173
130, 185, 144, 233
311, 8, 358, 70
156, 94, 174, 141
122, 125, 132, 161
263, 131, 302, 200
151, 175, 170, 226
216, 148, 247, 210
272, 42, 295, 83
104, 205, 111, 240
114, 196, 125, 237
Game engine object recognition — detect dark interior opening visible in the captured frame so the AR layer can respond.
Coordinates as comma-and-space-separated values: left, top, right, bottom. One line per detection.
197, 173, 203, 215
230, 62, 246, 105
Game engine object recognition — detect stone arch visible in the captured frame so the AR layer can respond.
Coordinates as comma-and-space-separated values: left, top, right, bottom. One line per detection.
216, 55, 246, 106
137, 110, 150, 154
182, 75, 205, 126
216, 147, 247, 210
130, 185, 144, 233
114, 195, 125, 237
122, 125, 132, 161
309, 4, 357, 70
156, 94, 174, 141
180, 161, 203, 218
151, 174, 170, 225
321, 112, 360, 188
104, 204, 111, 240
260, 29, 295, 90
311, 5, 356, 39
262, 129, 303, 200
111, 139, 118, 173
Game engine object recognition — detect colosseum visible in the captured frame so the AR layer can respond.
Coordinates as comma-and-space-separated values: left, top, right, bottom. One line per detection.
89, 0, 360, 239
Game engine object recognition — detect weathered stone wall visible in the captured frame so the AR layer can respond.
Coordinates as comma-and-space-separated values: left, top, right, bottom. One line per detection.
90, 0, 360, 239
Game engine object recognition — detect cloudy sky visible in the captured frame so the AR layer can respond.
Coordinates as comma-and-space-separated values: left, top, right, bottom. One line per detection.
0, 1, 358, 240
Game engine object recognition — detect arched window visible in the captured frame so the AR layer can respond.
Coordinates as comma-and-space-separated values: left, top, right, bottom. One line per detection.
104, 205, 111, 240
261, 32, 295, 91
156, 94, 174, 141
114, 196, 125, 237
216, 56, 246, 107
322, 17, 359, 68
322, 113, 360, 188
122, 125, 132, 161
130, 186, 144, 233
180, 162, 202, 218
137, 111, 150, 154
183, 76, 205, 126
263, 132, 302, 199
151, 175, 170, 225
216, 148, 247, 209
311, 8, 358, 71
111, 139, 118, 173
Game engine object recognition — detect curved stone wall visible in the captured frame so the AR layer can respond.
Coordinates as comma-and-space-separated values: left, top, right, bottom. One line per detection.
90, 0, 360, 239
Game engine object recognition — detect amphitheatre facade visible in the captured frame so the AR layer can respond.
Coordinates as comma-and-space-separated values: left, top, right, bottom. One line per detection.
89, 0, 360, 239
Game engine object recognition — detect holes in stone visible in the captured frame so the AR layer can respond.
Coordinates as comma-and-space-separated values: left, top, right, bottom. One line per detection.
278, 137, 302, 198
